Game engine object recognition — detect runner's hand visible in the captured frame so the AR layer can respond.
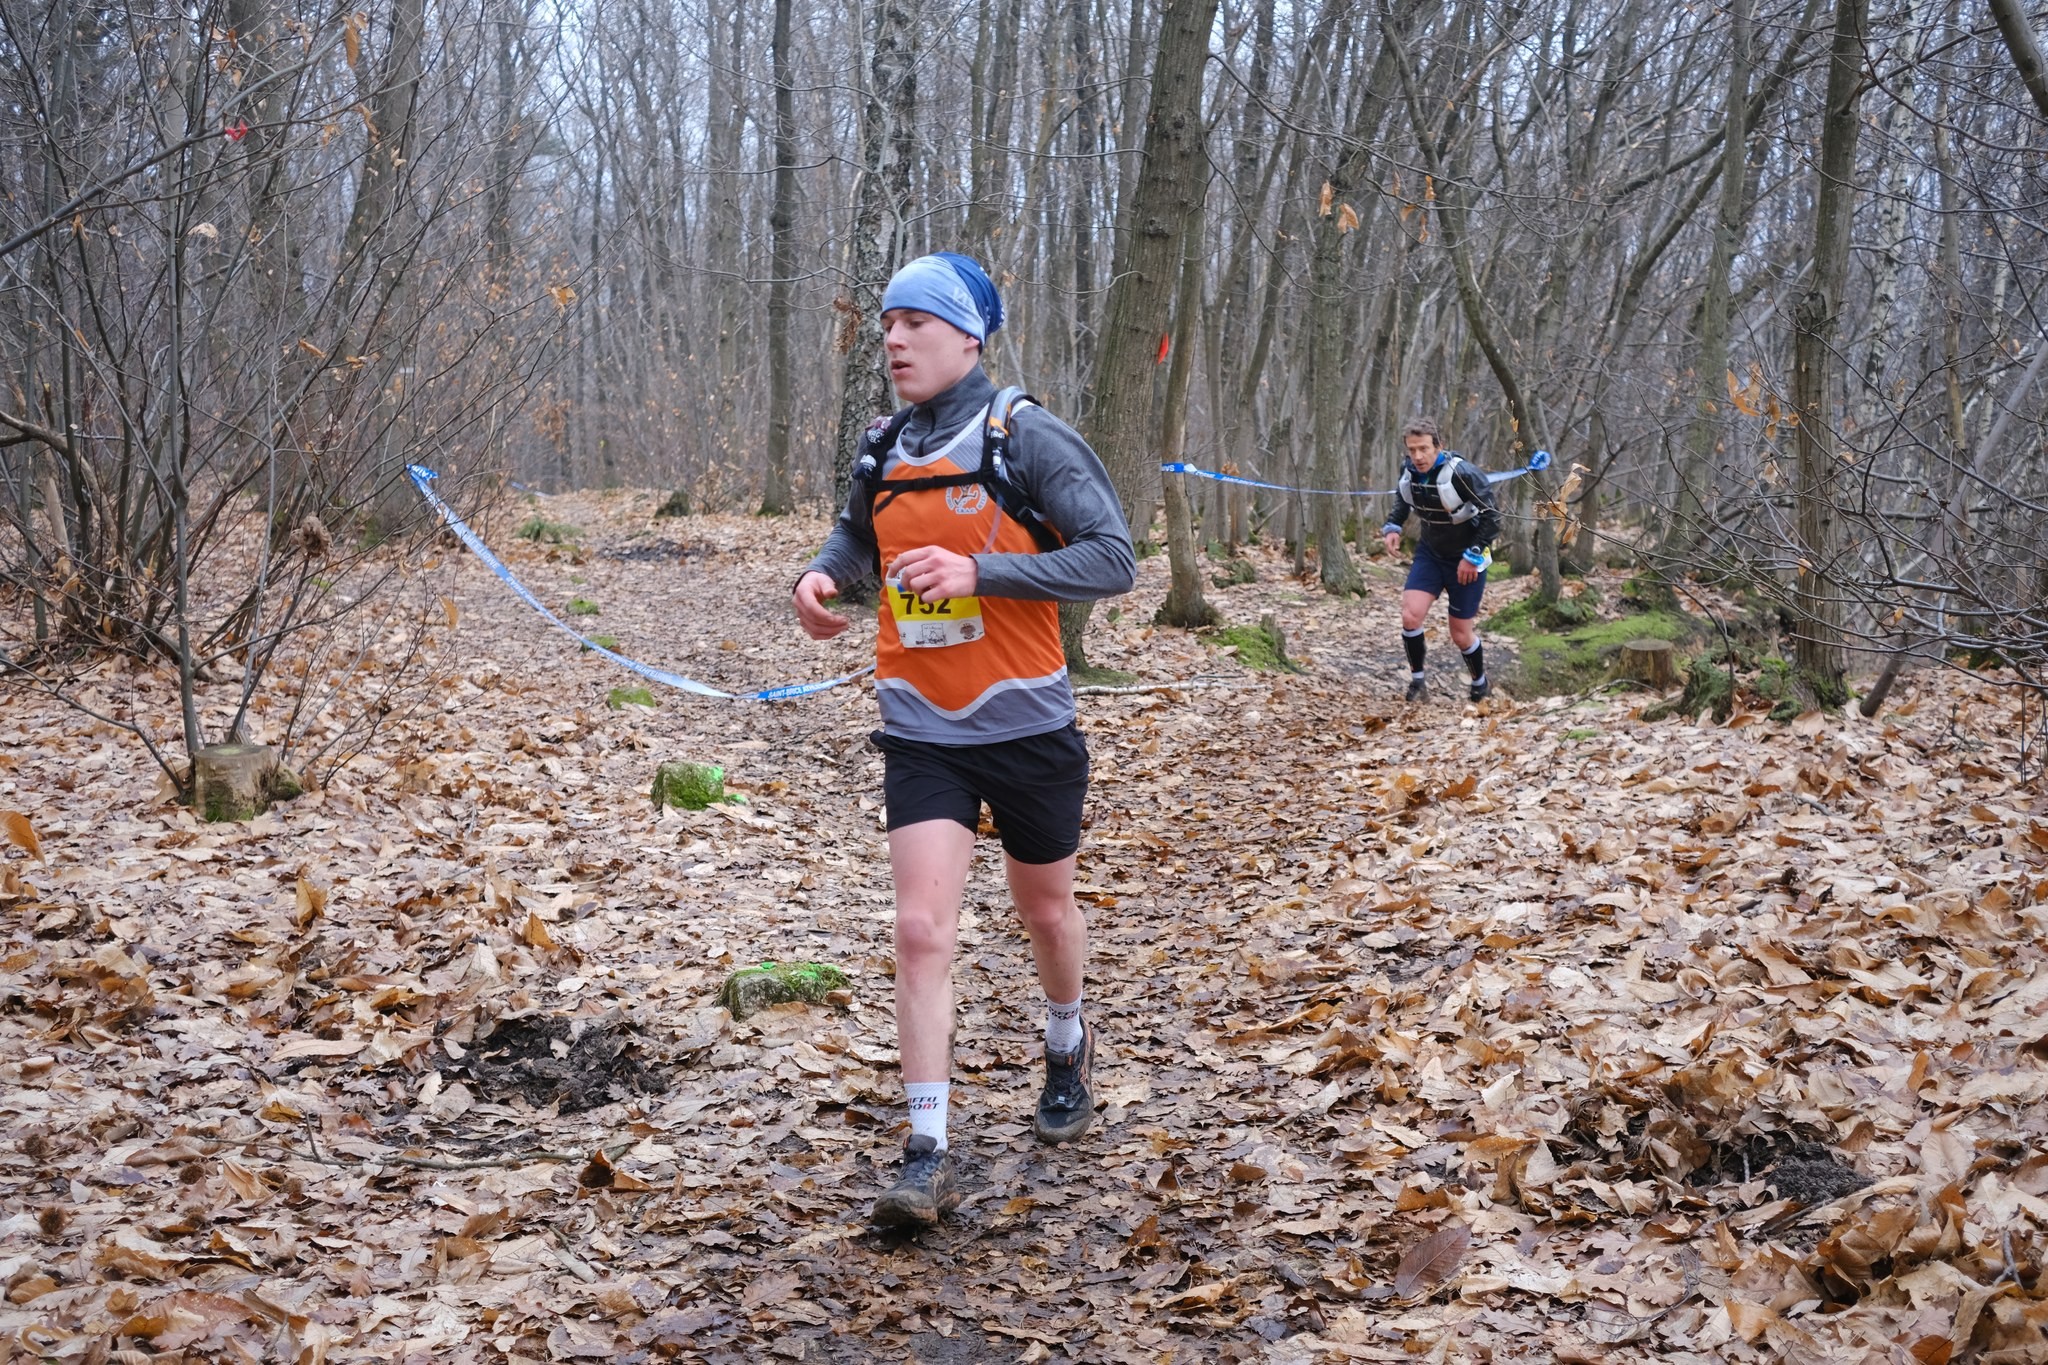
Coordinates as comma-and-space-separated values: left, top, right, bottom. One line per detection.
794, 571, 849, 640
1456, 558, 1479, 585
1382, 531, 1402, 555
888, 546, 978, 603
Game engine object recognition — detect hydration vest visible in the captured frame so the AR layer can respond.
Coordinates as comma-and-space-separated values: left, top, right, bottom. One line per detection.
1395, 453, 1484, 525
855, 386, 1071, 739
850, 386, 1064, 571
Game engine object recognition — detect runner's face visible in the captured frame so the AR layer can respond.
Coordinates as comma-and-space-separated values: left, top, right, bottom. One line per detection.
882, 310, 981, 405
1404, 434, 1440, 472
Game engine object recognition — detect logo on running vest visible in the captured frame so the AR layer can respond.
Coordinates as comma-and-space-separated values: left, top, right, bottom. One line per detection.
946, 485, 990, 515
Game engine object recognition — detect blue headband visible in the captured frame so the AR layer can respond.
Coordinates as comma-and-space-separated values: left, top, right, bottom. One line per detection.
881, 253, 1004, 342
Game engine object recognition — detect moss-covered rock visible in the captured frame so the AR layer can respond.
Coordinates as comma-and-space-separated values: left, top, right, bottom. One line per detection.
1210, 556, 1258, 588
608, 686, 657, 710
716, 961, 850, 1019
652, 761, 724, 810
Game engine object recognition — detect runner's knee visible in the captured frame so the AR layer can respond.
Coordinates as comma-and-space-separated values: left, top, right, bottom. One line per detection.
894, 906, 957, 962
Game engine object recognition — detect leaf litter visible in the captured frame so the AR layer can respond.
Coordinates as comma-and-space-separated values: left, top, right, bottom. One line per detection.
0, 488, 2044, 1363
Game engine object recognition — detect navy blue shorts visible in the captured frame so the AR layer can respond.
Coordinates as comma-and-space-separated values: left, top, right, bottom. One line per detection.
1404, 544, 1487, 619
873, 723, 1089, 865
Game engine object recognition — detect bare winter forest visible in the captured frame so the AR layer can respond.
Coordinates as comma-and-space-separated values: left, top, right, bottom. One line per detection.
2, 0, 2048, 1361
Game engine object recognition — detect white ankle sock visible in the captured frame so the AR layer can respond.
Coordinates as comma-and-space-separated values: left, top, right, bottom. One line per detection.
1045, 994, 1084, 1054
904, 1083, 949, 1149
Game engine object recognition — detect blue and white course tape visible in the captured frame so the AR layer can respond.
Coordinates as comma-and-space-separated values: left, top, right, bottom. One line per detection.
408, 465, 872, 702
1161, 449, 1550, 498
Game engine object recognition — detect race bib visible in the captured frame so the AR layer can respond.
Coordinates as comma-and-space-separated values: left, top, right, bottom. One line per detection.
887, 579, 984, 648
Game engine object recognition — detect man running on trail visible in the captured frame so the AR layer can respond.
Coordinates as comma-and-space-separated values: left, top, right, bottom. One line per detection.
1380, 416, 1500, 703
791, 252, 1136, 1229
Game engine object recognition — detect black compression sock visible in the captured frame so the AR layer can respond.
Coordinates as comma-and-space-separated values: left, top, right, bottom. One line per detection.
1403, 629, 1426, 674
1462, 639, 1485, 680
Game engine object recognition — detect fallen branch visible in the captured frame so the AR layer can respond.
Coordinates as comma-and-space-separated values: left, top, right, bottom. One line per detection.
263, 1134, 623, 1173
1075, 676, 1246, 697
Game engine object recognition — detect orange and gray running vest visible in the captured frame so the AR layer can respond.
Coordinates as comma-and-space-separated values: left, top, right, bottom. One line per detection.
805, 371, 1136, 745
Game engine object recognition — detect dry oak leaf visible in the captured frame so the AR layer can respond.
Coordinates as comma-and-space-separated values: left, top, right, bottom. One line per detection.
1155, 1277, 1239, 1312
1, 811, 44, 862
1393, 1221, 1472, 1299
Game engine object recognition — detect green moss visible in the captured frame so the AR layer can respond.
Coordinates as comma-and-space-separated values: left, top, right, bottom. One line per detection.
202, 788, 259, 822
1210, 621, 1302, 673
717, 961, 851, 1020
566, 597, 600, 616
582, 635, 620, 652
1755, 656, 1795, 702
266, 766, 304, 803
607, 686, 657, 710
517, 514, 581, 544
1070, 664, 1139, 688
1644, 659, 1734, 723
652, 761, 724, 810
1621, 574, 1679, 611
1210, 557, 1258, 587
1494, 609, 1699, 696
1565, 727, 1600, 741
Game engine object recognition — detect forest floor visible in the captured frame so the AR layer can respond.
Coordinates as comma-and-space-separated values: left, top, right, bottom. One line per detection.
2, 488, 2046, 1364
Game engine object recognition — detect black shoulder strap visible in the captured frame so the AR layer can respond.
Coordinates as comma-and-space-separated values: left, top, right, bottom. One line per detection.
981, 387, 1064, 553
857, 391, 1066, 556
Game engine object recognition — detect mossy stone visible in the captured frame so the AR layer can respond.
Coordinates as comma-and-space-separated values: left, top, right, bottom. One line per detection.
652, 761, 724, 810
716, 961, 850, 1019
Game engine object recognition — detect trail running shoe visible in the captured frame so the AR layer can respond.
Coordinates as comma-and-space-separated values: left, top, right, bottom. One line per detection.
1405, 677, 1428, 703
1033, 1021, 1097, 1144
1469, 678, 1491, 703
870, 1135, 960, 1228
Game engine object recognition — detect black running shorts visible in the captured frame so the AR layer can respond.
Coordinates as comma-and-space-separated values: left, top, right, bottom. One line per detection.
873, 722, 1090, 865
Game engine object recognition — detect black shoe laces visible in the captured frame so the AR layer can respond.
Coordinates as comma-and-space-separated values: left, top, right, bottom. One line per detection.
1042, 1049, 1087, 1111
899, 1145, 949, 1183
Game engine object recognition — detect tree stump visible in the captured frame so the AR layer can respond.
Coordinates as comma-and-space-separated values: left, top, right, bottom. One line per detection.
1615, 639, 1679, 690
193, 742, 291, 822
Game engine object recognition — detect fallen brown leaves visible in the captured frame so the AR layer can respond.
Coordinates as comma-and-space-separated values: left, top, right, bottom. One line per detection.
1, 491, 2044, 1363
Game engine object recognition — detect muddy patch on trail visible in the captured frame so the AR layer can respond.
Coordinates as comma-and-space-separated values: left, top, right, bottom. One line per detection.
456, 1012, 664, 1113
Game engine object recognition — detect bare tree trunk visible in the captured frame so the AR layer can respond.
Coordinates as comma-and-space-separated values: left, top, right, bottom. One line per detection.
337, 0, 428, 527
1066, 0, 1105, 423
1063, 0, 1220, 671
1788, 0, 1867, 705
1986, 0, 2048, 120
833, 0, 917, 515
1664, 0, 1751, 565
1307, 9, 1405, 596
964, 0, 1022, 255
1158, 190, 1218, 628
759, 0, 796, 514
1852, 0, 1929, 449
705, 5, 747, 418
